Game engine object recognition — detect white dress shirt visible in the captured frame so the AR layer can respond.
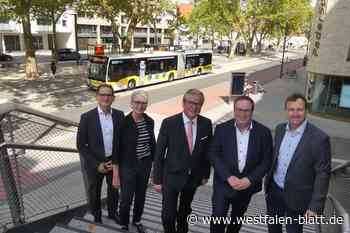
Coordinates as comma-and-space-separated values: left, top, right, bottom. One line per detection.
98, 106, 114, 157
182, 112, 197, 151
273, 120, 307, 188
235, 122, 253, 173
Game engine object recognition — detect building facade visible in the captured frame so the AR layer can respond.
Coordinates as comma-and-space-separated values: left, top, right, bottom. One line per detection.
306, 0, 350, 121
0, 12, 76, 53
0, 9, 174, 53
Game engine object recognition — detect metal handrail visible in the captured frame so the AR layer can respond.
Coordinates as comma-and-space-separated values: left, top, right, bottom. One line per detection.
0, 102, 78, 127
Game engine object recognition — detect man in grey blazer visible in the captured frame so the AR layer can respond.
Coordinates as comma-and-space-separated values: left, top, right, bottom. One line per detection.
265, 93, 331, 233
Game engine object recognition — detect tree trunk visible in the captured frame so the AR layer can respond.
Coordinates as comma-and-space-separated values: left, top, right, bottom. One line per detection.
111, 19, 121, 53
124, 19, 137, 53
153, 21, 158, 45
228, 32, 240, 59
52, 12, 58, 62
22, 14, 39, 79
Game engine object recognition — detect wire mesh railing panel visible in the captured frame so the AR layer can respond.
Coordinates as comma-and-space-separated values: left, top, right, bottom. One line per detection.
329, 169, 350, 214
0, 107, 92, 231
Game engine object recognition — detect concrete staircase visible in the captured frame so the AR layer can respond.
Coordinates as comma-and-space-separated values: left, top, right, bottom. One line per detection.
47, 187, 317, 233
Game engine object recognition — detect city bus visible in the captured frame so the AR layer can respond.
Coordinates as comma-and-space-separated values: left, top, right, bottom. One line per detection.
86, 49, 212, 91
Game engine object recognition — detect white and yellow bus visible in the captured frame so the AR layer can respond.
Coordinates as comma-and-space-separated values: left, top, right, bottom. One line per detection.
87, 50, 212, 91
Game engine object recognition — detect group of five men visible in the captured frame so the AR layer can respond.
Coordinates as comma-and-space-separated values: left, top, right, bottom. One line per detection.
77, 83, 331, 233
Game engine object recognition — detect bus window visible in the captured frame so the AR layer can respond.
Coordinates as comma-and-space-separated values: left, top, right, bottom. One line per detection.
186, 55, 199, 68
199, 53, 212, 66
147, 59, 163, 74
109, 59, 138, 81
88, 62, 106, 81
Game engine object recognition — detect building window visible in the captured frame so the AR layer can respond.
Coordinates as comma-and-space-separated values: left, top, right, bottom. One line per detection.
101, 25, 112, 34
62, 20, 67, 27
307, 73, 350, 120
0, 16, 9, 24
135, 27, 147, 33
78, 24, 97, 34
347, 44, 350, 61
37, 17, 51, 25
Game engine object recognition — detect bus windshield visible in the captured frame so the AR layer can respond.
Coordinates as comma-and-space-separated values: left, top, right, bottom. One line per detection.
88, 56, 108, 81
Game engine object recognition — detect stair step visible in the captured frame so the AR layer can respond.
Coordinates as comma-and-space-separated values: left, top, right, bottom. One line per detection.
68, 217, 124, 233
50, 224, 90, 233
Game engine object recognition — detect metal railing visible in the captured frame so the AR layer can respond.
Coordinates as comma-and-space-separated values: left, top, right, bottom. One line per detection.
317, 161, 350, 233
0, 102, 93, 232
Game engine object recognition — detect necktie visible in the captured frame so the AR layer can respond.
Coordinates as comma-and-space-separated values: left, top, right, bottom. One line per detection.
187, 120, 193, 153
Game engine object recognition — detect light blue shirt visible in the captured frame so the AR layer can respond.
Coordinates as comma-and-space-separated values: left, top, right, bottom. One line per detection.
273, 120, 307, 188
98, 106, 114, 157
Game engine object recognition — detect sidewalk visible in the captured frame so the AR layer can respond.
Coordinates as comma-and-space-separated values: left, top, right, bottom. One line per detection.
217, 67, 350, 161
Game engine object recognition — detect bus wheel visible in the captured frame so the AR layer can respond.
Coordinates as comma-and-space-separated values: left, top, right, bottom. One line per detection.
168, 73, 174, 82
198, 68, 202, 76
128, 80, 136, 89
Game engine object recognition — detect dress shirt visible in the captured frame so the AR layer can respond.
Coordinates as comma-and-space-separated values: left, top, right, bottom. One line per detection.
183, 112, 197, 150
273, 120, 307, 188
98, 106, 114, 157
235, 122, 253, 173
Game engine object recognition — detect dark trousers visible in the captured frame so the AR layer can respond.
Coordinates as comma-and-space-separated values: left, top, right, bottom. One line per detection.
88, 170, 119, 220
266, 181, 304, 233
210, 190, 252, 233
162, 177, 197, 233
119, 157, 152, 226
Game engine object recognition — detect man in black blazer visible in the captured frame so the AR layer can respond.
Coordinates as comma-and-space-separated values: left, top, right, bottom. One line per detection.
210, 95, 273, 233
153, 88, 213, 233
265, 93, 331, 233
77, 84, 124, 223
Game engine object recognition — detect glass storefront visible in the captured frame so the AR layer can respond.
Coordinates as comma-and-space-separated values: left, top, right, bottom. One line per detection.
306, 73, 350, 121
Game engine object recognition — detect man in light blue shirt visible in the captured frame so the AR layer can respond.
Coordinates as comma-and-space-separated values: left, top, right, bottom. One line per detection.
265, 93, 331, 233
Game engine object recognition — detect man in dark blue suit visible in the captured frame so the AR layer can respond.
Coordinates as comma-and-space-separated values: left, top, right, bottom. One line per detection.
77, 84, 124, 223
210, 96, 273, 233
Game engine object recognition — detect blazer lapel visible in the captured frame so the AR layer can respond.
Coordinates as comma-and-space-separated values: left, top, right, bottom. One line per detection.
229, 120, 238, 172
243, 122, 256, 173
95, 108, 105, 155
178, 114, 191, 155
192, 117, 202, 154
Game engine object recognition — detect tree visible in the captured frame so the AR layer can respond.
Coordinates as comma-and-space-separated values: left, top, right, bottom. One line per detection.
76, 0, 126, 52
33, 0, 74, 61
121, 0, 171, 53
0, 0, 39, 79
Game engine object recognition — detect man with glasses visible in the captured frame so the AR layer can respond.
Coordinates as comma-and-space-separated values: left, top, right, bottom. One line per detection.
210, 95, 273, 233
153, 88, 213, 233
77, 84, 124, 224
264, 93, 331, 233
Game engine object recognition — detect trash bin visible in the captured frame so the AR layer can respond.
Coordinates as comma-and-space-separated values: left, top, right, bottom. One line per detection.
230, 72, 246, 95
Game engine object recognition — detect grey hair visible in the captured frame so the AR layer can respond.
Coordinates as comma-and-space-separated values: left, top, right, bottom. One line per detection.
131, 90, 149, 103
183, 88, 205, 104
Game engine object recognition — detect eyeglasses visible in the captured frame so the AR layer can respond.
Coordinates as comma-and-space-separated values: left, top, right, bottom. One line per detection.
133, 101, 148, 105
98, 93, 114, 98
184, 100, 202, 106
235, 108, 252, 113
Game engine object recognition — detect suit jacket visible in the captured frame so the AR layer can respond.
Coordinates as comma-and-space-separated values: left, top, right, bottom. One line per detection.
119, 112, 156, 168
210, 119, 273, 198
77, 107, 124, 176
153, 113, 213, 191
265, 121, 331, 214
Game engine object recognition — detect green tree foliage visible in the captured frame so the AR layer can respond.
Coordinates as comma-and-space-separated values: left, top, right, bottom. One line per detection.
33, 0, 74, 61
76, 0, 125, 52
188, 0, 313, 55
0, 0, 39, 79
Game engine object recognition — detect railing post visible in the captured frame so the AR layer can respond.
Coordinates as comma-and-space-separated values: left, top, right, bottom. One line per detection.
0, 117, 24, 225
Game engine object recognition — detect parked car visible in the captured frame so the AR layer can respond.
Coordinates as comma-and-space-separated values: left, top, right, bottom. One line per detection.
57, 48, 80, 61
0, 53, 14, 62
